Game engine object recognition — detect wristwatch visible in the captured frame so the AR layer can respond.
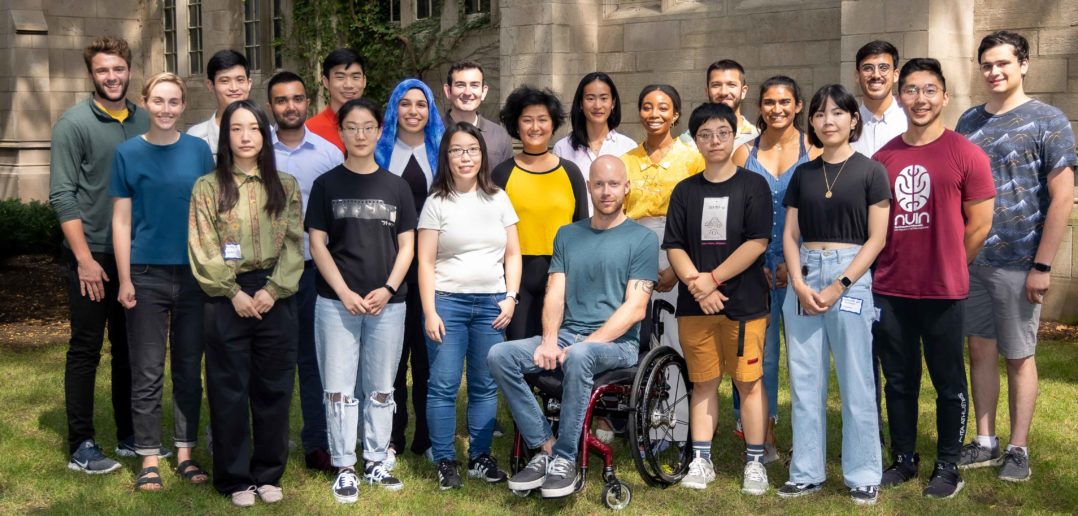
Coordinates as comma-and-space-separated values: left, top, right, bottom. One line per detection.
837, 276, 853, 290
1032, 262, 1051, 273
506, 291, 520, 304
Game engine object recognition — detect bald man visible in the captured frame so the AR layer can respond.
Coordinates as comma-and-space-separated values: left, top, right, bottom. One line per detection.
489, 156, 659, 499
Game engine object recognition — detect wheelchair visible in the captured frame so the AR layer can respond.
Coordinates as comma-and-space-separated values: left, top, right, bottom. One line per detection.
508, 300, 692, 510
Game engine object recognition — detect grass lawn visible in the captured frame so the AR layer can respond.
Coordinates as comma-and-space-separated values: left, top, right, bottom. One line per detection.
1, 338, 1075, 514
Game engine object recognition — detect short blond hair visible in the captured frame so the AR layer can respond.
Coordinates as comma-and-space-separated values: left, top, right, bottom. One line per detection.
141, 72, 187, 103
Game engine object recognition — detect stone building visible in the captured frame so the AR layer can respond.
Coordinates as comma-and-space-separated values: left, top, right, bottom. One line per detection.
1, 0, 1076, 319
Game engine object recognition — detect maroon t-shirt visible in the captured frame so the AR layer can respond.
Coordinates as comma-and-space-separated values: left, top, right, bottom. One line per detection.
871, 130, 995, 299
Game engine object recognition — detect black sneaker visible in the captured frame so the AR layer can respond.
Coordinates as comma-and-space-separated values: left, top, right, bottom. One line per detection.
437, 460, 462, 490
332, 468, 359, 503
923, 462, 964, 499
958, 441, 1002, 469
776, 481, 823, 498
67, 439, 122, 474
507, 452, 549, 491
363, 461, 404, 491
850, 485, 879, 505
998, 447, 1031, 482
881, 453, 919, 488
467, 454, 507, 483
540, 456, 578, 498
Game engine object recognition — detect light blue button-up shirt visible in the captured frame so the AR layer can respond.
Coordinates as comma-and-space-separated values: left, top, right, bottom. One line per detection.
272, 128, 344, 260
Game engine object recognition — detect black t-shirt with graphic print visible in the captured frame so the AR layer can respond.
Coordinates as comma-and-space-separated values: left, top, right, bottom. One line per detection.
662, 169, 773, 320
305, 165, 417, 302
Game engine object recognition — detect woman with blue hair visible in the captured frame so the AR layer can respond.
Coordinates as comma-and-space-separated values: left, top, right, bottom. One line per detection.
376, 78, 445, 468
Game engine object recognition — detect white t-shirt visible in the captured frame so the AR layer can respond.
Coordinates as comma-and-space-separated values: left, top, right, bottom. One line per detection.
417, 189, 519, 293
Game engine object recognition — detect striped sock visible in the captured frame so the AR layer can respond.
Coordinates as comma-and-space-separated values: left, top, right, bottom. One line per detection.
692, 441, 711, 461
746, 443, 765, 463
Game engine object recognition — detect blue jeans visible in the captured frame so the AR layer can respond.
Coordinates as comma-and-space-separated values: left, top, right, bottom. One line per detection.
426, 292, 505, 462
487, 330, 638, 462
783, 246, 881, 488
296, 262, 328, 453
734, 254, 784, 421
314, 297, 405, 467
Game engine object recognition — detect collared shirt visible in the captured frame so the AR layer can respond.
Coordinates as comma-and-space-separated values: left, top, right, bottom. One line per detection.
446, 111, 514, 167
679, 114, 759, 150
272, 128, 345, 260
387, 138, 433, 186
306, 106, 345, 153
188, 165, 304, 300
850, 97, 907, 158
621, 138, 705, 219
187, 114, 220, 157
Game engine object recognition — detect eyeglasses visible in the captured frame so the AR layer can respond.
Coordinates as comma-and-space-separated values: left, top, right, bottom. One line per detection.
447, 147, 482, 158
859, 64, 893, 75
900, 85, 942, 99
695, 129, 734, 143
342, 125, 379, 137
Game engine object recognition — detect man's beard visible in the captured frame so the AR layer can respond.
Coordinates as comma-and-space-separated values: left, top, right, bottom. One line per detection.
93, 77, 129, 103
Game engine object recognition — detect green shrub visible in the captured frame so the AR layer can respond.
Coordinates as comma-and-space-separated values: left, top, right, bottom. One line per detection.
0, 199, 62, 263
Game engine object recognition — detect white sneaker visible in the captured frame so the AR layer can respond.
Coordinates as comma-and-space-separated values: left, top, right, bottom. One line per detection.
384, 448, 397, 472
680, 457, 715, 489
742, 460, 769, 495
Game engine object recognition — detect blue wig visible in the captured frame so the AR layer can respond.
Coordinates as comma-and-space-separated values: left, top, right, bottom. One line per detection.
375, 78, 445, 175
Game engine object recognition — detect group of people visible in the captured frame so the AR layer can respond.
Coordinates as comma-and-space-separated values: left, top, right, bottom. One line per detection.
49, 29, 1073, 508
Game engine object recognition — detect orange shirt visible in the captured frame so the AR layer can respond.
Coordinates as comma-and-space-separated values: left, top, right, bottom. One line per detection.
305, 106, 344, 153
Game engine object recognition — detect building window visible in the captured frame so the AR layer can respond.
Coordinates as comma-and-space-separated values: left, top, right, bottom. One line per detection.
163, 0, 177, 73
381, 0, 401, 22
416, 0, 443, 19
187, 0, 203, 75
463, 0, 490, 14
244, 0, 262, 71
272, 0, 284, 70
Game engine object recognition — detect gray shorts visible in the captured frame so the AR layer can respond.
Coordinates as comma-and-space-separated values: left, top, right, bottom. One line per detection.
964, 265, 1040, 359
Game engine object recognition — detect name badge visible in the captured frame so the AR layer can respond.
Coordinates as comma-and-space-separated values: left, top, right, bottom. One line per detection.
838, 296, 863, 315
223, 243, 242, 261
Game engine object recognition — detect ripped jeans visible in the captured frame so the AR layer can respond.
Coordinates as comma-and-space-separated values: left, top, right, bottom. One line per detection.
314, 296, 405, 467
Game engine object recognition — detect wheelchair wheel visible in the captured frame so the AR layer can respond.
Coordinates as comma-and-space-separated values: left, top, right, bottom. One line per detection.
628, 345, 692, 487
601, 481, 632, 510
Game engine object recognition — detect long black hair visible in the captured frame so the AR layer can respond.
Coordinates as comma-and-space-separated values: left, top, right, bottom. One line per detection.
214, 100, 286, 217
430, 122, 498, 200
568, 72, 623, 152
755, 75, 804, 133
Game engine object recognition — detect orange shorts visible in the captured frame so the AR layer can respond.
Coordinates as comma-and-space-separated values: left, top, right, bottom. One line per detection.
677, 315, 766, 383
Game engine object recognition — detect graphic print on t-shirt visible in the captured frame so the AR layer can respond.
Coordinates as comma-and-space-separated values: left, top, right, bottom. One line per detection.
893, 164, 931, 231
332, 199, 398, 226
701, 197, 729, 242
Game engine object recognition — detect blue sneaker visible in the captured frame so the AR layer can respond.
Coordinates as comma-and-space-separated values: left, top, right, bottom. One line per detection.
115, 436, 173, 459
68, 440, 122, 474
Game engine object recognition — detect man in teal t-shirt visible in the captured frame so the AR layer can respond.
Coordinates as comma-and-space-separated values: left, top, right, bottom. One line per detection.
488, 155, 659, 500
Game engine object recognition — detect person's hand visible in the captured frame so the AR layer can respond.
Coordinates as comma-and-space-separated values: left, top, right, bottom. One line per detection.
492, 298, 516, 330
1025, 270, 1050, 305
699, 289, 728, 315
793, 282, 825, 316
811, 282, 844, 312
77, 256, 109, 302
775, 262, 788, 289
338, 289, 369, 315
686, 271, 718, 300
533, 341, 562, 370
764, 267, 774, 289
425, 312, 446, 343
363, 287, 392, 315
231, 291, 262, 319
656, 267, 678, 293
117, 280, 136, 309
252, 289, 276, 314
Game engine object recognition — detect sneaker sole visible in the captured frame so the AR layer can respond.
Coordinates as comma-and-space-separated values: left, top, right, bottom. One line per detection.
680, 480, 710, 490
999, 468, 1031, 482
540, 482, 577, 498
776, 485, 822, 498
741, 486, 768, 496
115, 448, 173, 459
507, 478, 545, 491
852, 496, 879, 506
333, 493, 358, 504
372, 483, 404, 492
67, 461, 121, 475
439, 482, 463, 491
467, 469, 506, 483
958, 456, 1003, 469
925, 479, 965, 499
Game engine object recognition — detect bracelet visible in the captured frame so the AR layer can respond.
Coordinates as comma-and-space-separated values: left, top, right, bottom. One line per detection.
710, 269, 724, 288
383, 283, 397, 295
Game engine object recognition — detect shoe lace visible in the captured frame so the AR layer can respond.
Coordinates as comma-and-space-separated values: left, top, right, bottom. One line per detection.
547, 457, 573, 478
852, 485, 877, 495
81, 442, 107, 461
959, 441, 985, 459
336, 471, 358, 489
687, 458, 711, 477
438, 460, 460, 478
930, 463, 959, 483
367, 463, 391, 481
472, 454, 497, 474
744, 461, 766, 483
1003, 449, 1027, 467
525, 453, 549, 473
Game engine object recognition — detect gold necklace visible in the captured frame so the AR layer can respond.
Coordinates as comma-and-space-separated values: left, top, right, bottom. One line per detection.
822, 158, 849, 199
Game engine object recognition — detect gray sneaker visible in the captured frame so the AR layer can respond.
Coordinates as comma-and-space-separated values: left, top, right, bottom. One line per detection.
741, 460, 769, 495
958, 441, 1002, 469
998, 448, 1031, 482
67, 440, 122, 474
507, 452, 549, 491
680, 457, 715, 490
540, 456, 578, 498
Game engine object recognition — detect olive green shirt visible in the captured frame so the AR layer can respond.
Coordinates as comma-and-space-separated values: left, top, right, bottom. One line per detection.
188, 166, 303, 300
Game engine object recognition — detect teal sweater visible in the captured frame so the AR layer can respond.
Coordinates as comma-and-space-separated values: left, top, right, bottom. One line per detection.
48, 95, 149, 253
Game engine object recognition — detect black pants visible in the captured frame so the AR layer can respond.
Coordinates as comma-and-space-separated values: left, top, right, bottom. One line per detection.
874, 294, 968, 464
296, 262, 328, 453
205, 270, 298, 495
127, 265, 205, 453
506, 255, 549, 340
390, 283, 430, 455
63, 249, 132, 454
